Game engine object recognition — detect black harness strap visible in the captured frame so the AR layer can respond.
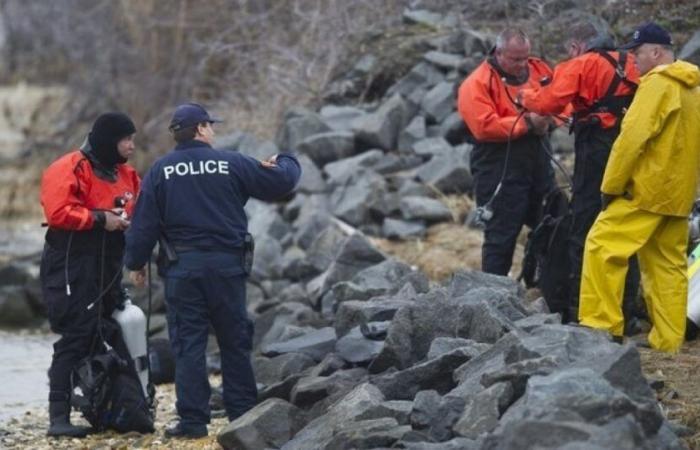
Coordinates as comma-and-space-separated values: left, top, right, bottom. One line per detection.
596, 50, 637, 98
573, 50, 638, 128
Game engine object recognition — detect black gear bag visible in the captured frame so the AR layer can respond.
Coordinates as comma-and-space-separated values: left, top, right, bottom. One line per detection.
70, 321, 155, 433
519, 188, 572, 318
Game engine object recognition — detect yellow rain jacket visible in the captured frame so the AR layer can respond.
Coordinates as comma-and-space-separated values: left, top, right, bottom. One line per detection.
601, 60, 700, 217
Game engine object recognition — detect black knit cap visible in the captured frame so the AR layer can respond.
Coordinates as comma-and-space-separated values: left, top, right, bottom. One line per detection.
87, 112, 136, 167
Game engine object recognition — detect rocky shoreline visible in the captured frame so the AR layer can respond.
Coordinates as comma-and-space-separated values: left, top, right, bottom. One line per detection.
2, 6, 700, 450
1, 377, 226, 450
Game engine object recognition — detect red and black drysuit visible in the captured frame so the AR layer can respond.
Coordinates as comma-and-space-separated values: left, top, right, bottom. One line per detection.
40, 144, 140, 404
520, 44, 641, 323
458, 55, 557, 275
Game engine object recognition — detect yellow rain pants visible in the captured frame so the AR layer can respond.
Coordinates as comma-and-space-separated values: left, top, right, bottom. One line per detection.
579, 197, 688, 353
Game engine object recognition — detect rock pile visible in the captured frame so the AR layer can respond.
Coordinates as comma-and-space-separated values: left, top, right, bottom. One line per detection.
219, 269, 682, 449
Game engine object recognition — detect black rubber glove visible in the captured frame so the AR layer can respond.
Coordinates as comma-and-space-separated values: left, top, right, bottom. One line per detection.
114, 288, 129, 311
601, 193, 615, 211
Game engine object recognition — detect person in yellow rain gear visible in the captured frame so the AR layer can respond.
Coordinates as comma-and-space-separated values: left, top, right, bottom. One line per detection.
578, 22, 700, 352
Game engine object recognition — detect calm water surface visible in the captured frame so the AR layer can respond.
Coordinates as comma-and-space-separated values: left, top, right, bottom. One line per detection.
0, 330, 55, 424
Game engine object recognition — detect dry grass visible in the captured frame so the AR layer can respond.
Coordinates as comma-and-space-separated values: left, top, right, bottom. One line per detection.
639, 339, 700, 449
371, 194, 526, 281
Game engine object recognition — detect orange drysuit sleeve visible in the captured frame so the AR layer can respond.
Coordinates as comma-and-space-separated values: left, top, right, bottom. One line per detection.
520, 51, 639, 129
457, 58, 553, 142
40, 152, 94, 230
520, 57, 584, 115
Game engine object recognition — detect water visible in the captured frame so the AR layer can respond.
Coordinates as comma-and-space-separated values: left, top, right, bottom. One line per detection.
0, 222, 44, 264
0, 330, 56, 424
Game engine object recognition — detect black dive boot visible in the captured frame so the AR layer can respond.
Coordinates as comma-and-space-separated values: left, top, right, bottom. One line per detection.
47, 401, 90, 438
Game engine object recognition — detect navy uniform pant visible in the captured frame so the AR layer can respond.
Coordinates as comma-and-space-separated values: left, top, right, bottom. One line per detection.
164, 251, 256, 430
471, 135, 556, 276
568, 123, 640, 321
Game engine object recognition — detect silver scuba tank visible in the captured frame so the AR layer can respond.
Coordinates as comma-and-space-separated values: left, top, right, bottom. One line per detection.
112, 300, 149, 398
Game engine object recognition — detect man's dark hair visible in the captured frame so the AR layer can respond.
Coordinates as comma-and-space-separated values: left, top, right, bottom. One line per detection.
569, 22, 599, 43
172, 122, 206, 143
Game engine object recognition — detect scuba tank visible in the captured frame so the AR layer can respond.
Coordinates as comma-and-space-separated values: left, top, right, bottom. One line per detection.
112, 300, 149, 397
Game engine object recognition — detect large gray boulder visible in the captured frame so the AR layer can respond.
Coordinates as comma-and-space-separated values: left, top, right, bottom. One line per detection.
328, 259, 429, 305
304, 219, 356, 273
245, 200, 291, 241
423, 51, 464, 71
411, 137, 452, 159
293, 211, 335, 250
372, 347, 475, 400
324, 150, 384, 186
427, 337, 490, 360
447, 269, 525, 298
306, 232, 386, 302
352, 94, 410, 150
421, 81, 456, 123
281, 383, 385, 450
261, 327, 337, 362
411, 390, 466, 442
389, 61, 445, 99
217, 398, 303, 450
489, 367, 669, 449
250, 237, 285, 280
0, 286, 39, 327
575, 343, 655, 404
334, 283, 420, 337
287, 192, 330, 226
319, 105, 365, 131
280, 248, 319, 282
447, 332, 520, 400
370, 287, 525, 373
325, 418, 410, 450
357, 400, 414, 425
254, 301, 317, 350
253, 353, 317, 387
398, 116, 427, 153
399, 196, 453, 222
439, 113, 470, 145
329, 169, 387, 225
290, 367, 368, 408
335, 326, 385, 364
297, 131, 356, 167
373, 152, 424, 174
382, 218, 427, 240
452, 381, 514, 438
276, 108, 331, 150
0, 261, 44, 322
295, 153, 327, 193
400, 438, 482, 450
415, 144, 472, 193
448, 325, 621, 401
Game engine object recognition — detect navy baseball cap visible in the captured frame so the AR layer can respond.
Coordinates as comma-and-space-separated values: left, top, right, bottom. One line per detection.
620, 22, 673, 50
169, 102, 222, 131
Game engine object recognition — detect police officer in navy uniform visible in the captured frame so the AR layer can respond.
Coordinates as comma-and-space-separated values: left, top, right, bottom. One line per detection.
124, 103, 301, 438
